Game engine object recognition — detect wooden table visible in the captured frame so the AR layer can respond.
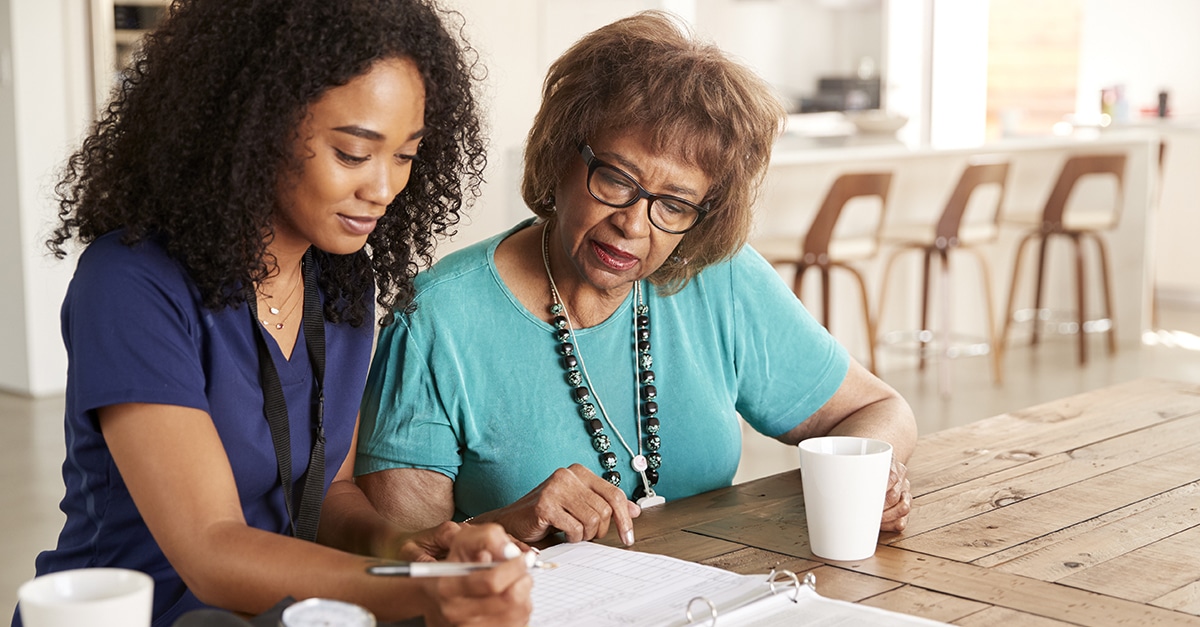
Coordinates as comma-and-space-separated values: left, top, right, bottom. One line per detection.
601, 377, 1200, 625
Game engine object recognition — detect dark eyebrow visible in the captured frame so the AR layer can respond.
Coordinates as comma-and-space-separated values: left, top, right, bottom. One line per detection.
332, 125, 428, 142
606, 151, 703, 200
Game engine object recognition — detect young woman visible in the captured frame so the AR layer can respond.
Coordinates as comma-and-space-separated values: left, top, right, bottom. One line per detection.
16, 1, 530, 626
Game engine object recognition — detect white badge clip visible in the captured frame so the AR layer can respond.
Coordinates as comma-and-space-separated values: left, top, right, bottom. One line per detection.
636, 494, 666, 508
634, 471, 666, 508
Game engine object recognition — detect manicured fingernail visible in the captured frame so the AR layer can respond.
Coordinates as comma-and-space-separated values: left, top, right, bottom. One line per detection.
503, 542, 521, 560
624, 530, 635, 545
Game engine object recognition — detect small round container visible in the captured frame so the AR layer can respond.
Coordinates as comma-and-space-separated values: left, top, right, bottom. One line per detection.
280, 598, 376, 627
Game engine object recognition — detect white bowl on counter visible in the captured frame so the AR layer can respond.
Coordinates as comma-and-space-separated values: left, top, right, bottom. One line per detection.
846, 110, 909, 135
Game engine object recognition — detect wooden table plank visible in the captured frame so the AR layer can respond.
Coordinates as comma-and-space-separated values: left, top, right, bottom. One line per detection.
909, 379, 1200, 495
696, 546, 820, 577
894, 441, 1200, 562
953, 606, 1081, 626
604, 471, 802, 543
683, 499, 809, 557
1057, 525, 1200, 604
859, 585, 990, 623
604, 529, 747, 564
985, 481, 1200, 581
695, 548, 912, 605
851, 545, 1200, 626
898, 413, 1200, 537
686, 517, 1200, 625
1154, 582, 1200, 616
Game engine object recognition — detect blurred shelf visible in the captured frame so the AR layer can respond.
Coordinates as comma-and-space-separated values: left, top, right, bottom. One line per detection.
90, 0, 169, 110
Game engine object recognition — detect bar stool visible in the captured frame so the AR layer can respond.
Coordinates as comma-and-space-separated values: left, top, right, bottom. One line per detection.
755, 172, 892, 373
1000, 153, 1126, 366
877, 160, 1010, 393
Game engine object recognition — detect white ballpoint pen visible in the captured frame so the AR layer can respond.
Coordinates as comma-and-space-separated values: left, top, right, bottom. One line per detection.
366, 549, 550, 577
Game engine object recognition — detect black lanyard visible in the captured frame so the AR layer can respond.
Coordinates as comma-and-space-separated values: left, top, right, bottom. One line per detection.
246, 248, 326, 542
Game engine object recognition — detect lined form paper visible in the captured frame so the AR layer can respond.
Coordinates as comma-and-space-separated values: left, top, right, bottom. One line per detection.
530, 542, 768, 626
530, 542, 950, 626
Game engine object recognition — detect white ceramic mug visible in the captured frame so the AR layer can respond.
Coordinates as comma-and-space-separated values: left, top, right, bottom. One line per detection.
799, 436, 893, 561
18, 567, 154, 627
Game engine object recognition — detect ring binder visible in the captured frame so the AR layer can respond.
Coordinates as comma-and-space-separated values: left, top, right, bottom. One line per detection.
766, 568, 804, 602
687, 569, 806, 626
528, 541, 951, 626
685, 597, 717, 624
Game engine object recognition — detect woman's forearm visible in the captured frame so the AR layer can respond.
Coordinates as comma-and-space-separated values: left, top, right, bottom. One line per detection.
177, 520, 433, 622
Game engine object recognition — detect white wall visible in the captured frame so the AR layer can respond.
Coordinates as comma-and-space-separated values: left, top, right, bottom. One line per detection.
928, 0, 988, 148
0, 0, 88, 397
0, 0, 27, 393
1076, 0, 1200, 121
437, 0, 661, 255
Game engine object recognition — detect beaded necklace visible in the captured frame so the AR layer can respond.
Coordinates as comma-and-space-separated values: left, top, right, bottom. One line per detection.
541, 222, 664, 506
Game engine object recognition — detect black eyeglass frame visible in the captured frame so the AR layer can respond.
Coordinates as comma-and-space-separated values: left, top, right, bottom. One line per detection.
578, 143, 710, 235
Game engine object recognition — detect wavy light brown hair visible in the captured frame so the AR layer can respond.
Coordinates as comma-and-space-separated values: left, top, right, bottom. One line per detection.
521, 10, 786, 293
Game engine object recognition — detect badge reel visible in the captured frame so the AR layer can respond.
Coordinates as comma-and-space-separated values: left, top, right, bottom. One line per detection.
281, 598, 376, 627
632, 455, 666, 508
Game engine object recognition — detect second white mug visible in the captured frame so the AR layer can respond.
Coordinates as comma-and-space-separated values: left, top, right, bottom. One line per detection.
17, 567, 154, 627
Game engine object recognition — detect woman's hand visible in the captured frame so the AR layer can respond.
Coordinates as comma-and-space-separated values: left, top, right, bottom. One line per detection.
880, 458, 911, 532
421, 523, 533, 627
483, 464, 641, 545
393, 520, 463, 562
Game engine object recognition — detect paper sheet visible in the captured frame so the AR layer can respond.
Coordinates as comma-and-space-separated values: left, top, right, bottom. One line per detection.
531, 542, 766, 627
531, 542, 950, 627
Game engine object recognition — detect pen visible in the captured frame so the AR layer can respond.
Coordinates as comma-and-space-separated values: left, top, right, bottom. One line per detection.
367, 551, 551, 578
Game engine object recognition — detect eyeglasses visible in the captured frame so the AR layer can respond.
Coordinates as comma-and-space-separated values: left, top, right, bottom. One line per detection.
579, 143, 709, 235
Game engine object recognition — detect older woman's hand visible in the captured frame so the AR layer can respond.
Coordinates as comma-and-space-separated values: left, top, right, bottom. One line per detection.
421, 523, 533, 627
880, 458, 911, 532
393, 521, 464, 562
484, 463, 641, 546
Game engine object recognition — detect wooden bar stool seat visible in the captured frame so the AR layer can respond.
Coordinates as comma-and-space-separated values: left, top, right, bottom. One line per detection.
755, 172, 892, 373
999, 153, 1126, 366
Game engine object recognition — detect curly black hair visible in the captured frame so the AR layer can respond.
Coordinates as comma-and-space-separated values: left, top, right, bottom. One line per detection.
48, 0, 486, 327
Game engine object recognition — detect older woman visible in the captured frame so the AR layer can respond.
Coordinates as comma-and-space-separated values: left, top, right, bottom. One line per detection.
356, 10, 916, 548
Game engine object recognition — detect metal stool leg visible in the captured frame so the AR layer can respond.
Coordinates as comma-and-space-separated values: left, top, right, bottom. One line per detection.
1092, 233, 1118, 355
918, 248, 933, 371
937, 249, 951, 398
1031, 234, 1050, 346
964, 247, 1002, 385
1072, 233, 1087, 365
1001, 231, 1037, 371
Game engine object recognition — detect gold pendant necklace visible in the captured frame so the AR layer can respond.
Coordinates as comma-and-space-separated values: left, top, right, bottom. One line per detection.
259, 266, 303, 330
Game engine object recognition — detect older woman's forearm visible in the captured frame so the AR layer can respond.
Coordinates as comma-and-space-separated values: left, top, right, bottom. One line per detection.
823, 394, 917, 463
776, 359, 918, 462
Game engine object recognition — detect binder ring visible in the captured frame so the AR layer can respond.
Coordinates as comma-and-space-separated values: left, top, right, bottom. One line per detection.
686, 596, 718, 626
768, 569, 802, 602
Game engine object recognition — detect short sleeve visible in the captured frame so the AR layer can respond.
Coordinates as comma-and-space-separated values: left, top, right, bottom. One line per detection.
64, 238, 210, 416
356, 312, 462, 479
731, 247, 850, 437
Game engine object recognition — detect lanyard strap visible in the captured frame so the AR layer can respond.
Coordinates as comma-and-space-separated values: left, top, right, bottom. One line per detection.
246, 248, 326, 542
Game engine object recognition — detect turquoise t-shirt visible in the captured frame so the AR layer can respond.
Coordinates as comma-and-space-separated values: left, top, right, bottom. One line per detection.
357, 220, 849, 518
